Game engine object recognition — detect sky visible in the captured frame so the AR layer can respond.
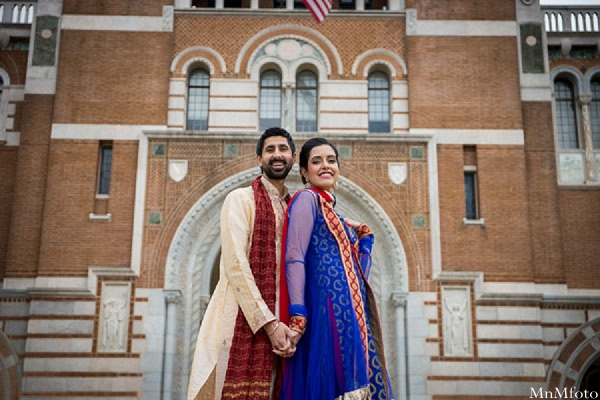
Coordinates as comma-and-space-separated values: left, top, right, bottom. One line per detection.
539, 0, 600, 5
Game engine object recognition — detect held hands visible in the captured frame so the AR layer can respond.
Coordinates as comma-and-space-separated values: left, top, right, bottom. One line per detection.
264, 320, 299, 358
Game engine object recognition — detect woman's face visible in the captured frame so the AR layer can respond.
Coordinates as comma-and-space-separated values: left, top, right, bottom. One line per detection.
301, 144, 339, 193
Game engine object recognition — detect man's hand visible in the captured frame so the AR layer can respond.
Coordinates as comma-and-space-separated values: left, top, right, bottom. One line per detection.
264, 321, 296, 358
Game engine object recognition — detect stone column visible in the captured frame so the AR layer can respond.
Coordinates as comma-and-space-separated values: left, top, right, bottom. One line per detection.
579, 94, 597, 182
391, 292, 409, 400
283, 82, 295, 134
356, 0, 365, 11
163, 289, 182, 400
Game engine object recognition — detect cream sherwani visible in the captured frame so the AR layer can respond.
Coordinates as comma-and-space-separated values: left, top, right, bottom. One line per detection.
187, 177, 288, 400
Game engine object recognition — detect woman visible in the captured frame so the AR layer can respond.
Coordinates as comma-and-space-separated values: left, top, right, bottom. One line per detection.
280, 138, 394, 400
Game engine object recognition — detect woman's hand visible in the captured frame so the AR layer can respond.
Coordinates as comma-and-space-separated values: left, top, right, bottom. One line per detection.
265, 320, 296, 358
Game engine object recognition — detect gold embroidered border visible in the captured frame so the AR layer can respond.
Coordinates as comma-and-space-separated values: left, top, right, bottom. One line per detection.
335, 386, 371, 400
289, 316, 307, 334
319, 197, 369, 356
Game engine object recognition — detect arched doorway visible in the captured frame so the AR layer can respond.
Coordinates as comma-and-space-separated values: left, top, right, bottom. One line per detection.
546, 316, 600, 394
164, 167, 409, 398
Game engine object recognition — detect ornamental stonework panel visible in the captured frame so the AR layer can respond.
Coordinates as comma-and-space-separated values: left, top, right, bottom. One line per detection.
442, 286, 473, 357
98, 282, 131, 353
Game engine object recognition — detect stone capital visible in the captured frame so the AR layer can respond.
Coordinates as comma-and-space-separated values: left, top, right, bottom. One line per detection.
390, 292, 408, 308
164, 289, 182, 304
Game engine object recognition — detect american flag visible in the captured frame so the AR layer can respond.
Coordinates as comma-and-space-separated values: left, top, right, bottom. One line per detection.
303, 0, 332, 23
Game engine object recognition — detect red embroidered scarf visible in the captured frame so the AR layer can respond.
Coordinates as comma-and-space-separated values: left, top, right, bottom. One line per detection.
222, 176, 280, 399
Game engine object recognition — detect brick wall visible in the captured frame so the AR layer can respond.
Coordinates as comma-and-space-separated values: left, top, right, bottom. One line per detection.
0, 149, 17, 281
62, 0, 167, 16
37, 140, 138, 275
407, 36, 522, 129
409, 0, 516, 21
174, 15, 406, 79
559, 190, 600, 289
5, 95, 54, 278
53, 31, 171, 125
522, 101, 565, 283
437, 144, 533, 281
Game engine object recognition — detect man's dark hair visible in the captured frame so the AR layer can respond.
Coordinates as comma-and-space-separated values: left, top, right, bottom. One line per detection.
256, 127, 296, 156
299, 137, 339, 185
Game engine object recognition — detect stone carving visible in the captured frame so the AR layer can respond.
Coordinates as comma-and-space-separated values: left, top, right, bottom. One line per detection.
169, 160, 188, 183
251, 37, 326, 67
388, 163, 407, 185
99, 283, 130, 352
442, 286, 472, 356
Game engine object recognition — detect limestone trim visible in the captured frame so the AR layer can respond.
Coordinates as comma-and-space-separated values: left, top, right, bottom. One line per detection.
410, 128, 525, 146
246, 35, 331, 83
583, 66, 600, 94
51, 123, 167, 141
550, 65, 585, 93
351, 48, 408, 78
235, 25, 343, 77
546, 316, 600, 391
61, 13, 171, 32
405, 13, 518, 37
249, 56, 289, 82
170, 46, 227, 75
0, 69, 9, 87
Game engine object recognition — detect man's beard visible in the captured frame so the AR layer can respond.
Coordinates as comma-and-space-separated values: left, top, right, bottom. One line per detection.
262, 160, 293, 180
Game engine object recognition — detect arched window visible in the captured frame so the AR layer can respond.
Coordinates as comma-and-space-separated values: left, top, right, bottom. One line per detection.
591, 78, 600, 149
19, 5, 26, 23
27, 4, 34, 23
296, 70, 318, 132
187, 68, 210, 131
554, 79, 579, 149
368, 71, 390, 133
259, 70, 282, 131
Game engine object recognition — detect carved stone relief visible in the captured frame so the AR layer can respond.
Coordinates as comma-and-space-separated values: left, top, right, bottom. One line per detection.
442, 286, 472, 356
98, 282, 131, 352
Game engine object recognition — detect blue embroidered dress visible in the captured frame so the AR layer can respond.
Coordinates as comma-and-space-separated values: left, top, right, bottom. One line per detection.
281, 188, 393, 400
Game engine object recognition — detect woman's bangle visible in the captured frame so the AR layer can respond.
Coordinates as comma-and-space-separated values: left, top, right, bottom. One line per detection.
267, 320, 280, 336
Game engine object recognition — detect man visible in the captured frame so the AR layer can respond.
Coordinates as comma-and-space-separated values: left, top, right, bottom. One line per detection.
187, 127, 297, 400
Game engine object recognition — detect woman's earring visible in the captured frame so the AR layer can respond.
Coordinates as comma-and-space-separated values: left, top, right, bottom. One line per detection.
304, 177, 312, 188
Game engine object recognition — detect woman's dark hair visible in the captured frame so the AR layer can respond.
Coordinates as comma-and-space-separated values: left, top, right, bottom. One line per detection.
299, 137, 339, 185
256, 127, 296, 155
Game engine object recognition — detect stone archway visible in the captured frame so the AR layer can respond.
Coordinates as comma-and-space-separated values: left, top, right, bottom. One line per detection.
164, 167, 409, 398
546, 316, 600, 393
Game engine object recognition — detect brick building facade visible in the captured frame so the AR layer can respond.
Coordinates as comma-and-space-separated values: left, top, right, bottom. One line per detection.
0, 0, 599, 399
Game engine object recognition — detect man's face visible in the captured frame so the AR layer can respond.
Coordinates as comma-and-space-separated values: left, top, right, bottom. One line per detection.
257, 136, 295, 181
